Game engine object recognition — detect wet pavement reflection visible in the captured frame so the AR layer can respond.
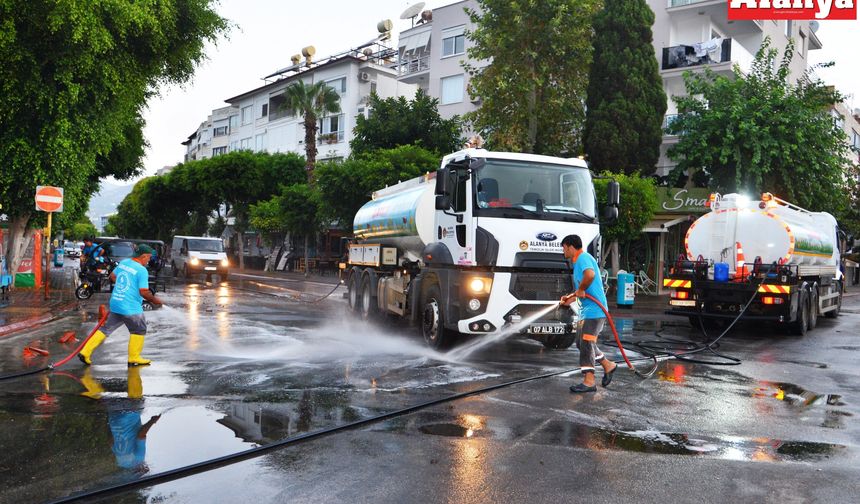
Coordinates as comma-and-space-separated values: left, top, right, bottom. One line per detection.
0, 279, 858, 503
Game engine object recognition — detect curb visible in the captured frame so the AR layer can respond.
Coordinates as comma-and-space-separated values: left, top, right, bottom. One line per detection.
0, 300, 78, 338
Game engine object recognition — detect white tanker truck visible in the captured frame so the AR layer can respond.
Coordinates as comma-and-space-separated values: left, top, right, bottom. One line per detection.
343, 148, 620, 349
664, 192, 845, 335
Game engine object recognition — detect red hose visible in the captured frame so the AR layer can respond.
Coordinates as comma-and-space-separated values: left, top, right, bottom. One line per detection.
49, 305, 109, 370
584, 293, 659, 378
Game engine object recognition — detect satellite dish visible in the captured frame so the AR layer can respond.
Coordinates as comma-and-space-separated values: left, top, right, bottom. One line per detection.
400, 2, 426, 27
809, 20, 820, 33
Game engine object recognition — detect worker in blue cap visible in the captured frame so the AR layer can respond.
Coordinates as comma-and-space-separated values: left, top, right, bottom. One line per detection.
78, 244, 163, 366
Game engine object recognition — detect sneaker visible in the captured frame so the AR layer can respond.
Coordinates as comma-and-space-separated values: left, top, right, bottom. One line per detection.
569, 383, 597, 393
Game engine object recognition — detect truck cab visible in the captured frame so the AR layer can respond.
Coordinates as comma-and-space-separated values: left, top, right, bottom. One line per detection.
347, 148, 619, 349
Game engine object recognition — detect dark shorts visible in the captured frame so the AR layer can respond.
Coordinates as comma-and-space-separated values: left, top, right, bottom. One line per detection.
102, 312, 147, 336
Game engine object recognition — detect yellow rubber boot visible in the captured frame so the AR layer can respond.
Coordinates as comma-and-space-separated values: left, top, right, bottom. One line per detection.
78, 330, 108, 365
127, 334, 151, 366
79, 368, 104, 400
127, 366, 143, 399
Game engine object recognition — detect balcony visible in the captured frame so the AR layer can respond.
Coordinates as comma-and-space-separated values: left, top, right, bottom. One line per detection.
661, 38, 755, 76
318, 131, 345, 145
399, 53, 430, 78
667, 0, 763, 32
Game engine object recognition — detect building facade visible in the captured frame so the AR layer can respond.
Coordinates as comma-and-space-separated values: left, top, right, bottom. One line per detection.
648, 0, 823, 175
396, 0, 483, 121
182, 39, 417, 163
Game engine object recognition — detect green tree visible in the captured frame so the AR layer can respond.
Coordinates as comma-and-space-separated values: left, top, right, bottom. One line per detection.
315, 145, 439, 229
350, 90, 462, 155
464, 0, 600, 155
584, 0, 667, 176
283, 81, 341, 181
667, 38, 850, 212
0, 0, 227, 281
278, 184, 324, 277
64, 221, 98, 241
594, 172, 657, 273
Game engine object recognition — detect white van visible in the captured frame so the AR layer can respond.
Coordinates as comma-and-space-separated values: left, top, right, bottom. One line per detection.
171, 236, 229, 279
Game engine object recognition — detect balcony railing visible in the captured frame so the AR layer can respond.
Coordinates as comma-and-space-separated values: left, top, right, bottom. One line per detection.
668, 0, 707, 6
318, 131, 345, 145
661, 38, 754, 74
399, 53, 430, 76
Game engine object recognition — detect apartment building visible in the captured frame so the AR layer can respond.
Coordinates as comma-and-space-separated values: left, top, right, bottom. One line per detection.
831, 101, 860, 166
182, 35, 417, 163
649, 0, 823, 175
396, 0, 483, 121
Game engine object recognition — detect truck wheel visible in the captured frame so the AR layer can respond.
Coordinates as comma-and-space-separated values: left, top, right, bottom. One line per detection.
808, 284, 819, 330
542, 332, 576, 350
422, 284, 455, 349
791, 293, 809, 336
359, 271, 378, 321
824, 281, 842, 318
347, 270, 361, 313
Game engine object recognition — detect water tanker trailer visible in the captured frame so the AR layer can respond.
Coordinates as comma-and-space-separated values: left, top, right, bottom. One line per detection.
665, 193, 845, 335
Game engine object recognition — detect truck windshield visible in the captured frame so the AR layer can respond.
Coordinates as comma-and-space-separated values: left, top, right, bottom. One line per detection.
188, 239, 224, 252
474, 160, 595, 220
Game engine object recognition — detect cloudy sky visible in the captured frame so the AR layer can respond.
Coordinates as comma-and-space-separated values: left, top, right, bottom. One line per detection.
136, 0, 859, 180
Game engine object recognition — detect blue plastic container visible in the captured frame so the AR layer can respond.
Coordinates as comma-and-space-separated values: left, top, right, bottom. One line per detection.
714, 262, 729, 282
53, 248, 64, 267
616, 272, 635, 308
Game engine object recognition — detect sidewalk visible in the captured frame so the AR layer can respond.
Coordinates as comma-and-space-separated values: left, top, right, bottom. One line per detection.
0, 288, 77, 337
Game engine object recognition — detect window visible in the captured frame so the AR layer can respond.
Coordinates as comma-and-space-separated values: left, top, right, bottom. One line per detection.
240, 137, 252, 150
255, 133, 267, 152
268, 92, 291, 121
241, 105, 253, 125
326, 77, 346, 94
261, 103, 268, 117
319, 114, 344, 143
212, 146, 227, 156
229, 115, 239, 130
441, 26, 465, 57
852, 130, 860, 150
370, 81, 377, 95
230, 140, 239, 152
832, 110, 845, 130
213, 125, 228, 137
441, 74, 464, 105
785, 20, 793, 38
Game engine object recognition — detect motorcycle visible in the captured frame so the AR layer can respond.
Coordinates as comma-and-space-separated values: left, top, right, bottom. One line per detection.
75, 260, 117, 300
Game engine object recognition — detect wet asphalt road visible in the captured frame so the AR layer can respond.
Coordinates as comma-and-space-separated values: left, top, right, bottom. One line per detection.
0, 274, 857, 503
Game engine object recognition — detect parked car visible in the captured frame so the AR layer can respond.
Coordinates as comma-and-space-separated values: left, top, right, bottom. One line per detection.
170, 235, 229, 280
64, 241, 81, 258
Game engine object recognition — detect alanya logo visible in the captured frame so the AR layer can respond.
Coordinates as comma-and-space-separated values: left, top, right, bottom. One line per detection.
729, 0, 856, 20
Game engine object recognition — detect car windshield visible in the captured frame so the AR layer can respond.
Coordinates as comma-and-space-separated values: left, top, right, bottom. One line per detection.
188, 239, 223, 252
474, 159, 596, 219
108, 242, 135, 258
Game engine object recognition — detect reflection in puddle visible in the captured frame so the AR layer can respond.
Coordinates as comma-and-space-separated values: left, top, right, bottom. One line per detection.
753, 381, 846, 410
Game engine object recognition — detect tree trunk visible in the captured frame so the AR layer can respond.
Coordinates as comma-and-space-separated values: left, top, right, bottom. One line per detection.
303, 234, 310, 278
304, 114, 318, 183
610, 240, 620, 276
6, 215, 34, 286
237, 230, 245, 270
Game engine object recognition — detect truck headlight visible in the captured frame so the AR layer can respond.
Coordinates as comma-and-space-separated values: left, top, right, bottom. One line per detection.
221, 259, 229, 267
469, 277, 491, 293
190, 257, 200, 266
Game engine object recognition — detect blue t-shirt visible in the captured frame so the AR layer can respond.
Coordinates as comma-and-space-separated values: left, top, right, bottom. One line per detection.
110, 259, 149, 315
572, 251, 608, 320
108, 410, 146, 469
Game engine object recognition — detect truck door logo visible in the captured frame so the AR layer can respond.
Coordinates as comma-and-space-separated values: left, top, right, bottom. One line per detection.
519, 241, 529, 251
536, 232, 557, 242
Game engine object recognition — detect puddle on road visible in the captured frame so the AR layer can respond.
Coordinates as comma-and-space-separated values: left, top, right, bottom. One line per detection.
753, 381, 847, 410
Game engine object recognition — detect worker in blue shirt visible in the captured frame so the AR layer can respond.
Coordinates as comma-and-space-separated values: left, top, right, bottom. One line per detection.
560, 234, 617, 393
78, 244, 163, 366
81, 237, 106, 270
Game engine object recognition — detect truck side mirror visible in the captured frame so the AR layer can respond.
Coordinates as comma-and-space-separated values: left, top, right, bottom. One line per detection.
602, 206, 619, 224
435, 194, 452, 210
607, 181, 620, 207
435, 167, 450, 196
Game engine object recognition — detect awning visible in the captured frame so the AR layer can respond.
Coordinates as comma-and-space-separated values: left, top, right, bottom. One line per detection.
399, 30, 431, 51
643, 216, 688, 233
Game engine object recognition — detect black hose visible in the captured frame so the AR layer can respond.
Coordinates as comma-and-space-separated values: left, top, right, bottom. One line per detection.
47, 355, 665, 503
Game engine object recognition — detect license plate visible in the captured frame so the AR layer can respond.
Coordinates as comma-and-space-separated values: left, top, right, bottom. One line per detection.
526, 324, 565, 335
670, 299, 697, 307
204, 266, 217, 271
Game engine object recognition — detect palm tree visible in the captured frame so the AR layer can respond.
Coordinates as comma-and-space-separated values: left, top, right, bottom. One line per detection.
284, 80, 342, 183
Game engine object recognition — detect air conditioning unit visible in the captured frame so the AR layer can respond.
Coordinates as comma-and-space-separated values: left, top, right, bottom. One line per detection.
359, 71, 371, 82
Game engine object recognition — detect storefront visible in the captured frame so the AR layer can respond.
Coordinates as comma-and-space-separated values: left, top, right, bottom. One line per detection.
620, 188, 710, 295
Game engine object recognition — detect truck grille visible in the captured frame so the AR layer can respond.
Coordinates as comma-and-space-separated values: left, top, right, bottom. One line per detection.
510, 272, 572, 301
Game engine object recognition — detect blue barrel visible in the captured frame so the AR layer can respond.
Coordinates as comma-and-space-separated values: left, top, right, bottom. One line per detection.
616, 272, 635, 308
714, 262, 729, 282
53, 248, 64, 267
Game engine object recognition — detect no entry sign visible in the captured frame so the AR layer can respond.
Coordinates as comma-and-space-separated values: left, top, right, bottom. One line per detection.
35, 186, 64, 213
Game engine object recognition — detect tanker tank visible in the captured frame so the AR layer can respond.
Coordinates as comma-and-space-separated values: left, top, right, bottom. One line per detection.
685, 193, 837, 268
353, 175, 436, 262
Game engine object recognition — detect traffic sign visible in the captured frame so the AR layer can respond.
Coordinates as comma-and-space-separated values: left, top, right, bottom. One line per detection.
35, 186, 63, 213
